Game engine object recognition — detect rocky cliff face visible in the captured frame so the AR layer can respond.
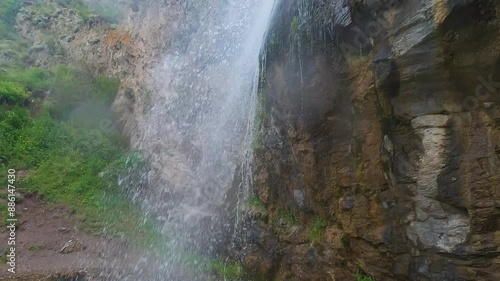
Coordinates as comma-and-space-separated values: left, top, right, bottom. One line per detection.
247, 0, 500, 280
14, 0, 499, 280
15, 0, 198, 147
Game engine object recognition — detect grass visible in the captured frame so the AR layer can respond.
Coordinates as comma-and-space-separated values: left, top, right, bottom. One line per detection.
0, 0, 166, 253
0, 248, 9, 264
252, 72, 269, 153
1, 67, 54, 91
210, 260, 244, 280
247, 195, 268, 219
307, 217, 327, 247
0, 2, 230, 277
278, 209, 299, 227
248, 195, 266, 210
290, 16, 300, 41
357, 272, 375, 281
0, 62, 166, 250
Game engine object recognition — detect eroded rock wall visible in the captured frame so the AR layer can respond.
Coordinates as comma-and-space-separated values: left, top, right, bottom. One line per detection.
248, 0, 500, 280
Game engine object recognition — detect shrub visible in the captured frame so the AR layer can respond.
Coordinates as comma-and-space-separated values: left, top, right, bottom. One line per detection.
0, 81, 29, 104
0, 0, 22, 27
2, 67, 53, 90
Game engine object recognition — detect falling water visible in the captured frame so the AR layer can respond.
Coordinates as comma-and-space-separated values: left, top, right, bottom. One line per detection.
101, 0, 278, 280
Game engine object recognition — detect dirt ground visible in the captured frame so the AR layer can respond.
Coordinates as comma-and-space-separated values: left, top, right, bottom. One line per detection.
0, 193, 112, 280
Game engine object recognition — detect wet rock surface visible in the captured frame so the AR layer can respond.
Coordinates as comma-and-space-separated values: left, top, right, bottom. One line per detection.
248, 0, 500, 280
12, 0, 500, 280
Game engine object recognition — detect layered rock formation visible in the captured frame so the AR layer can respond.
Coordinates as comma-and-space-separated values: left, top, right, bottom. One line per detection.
247, 0, 500, 280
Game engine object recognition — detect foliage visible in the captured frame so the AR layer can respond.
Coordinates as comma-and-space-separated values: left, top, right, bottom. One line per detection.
248, 195, 266, 211
0, 81, 29, 104
0, 105, 161, 244
307, 217, 327, 246
0, 37, 30, 68
0, 21, 15, 40
0, 0, 22, 27
55, 0, 125, 23
290, 16, 300, 38
279, 209, 299, 227
357, 272, 375, 281
1, 67, 53, 91
54, 0, 93, 22
0, 62, 163, 248
0, 0, 159, 252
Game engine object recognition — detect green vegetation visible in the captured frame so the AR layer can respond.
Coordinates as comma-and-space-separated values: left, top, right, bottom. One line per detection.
0, 0, 166, 254
211, 260, 244, 280
268, 32, 278, 49
54, 0, 126, 23
290, 16, 300, 39
0, 0, 22, 28
0, 81, 29, 104
252, 69, 270, 153
307, 217, 327, 246
248, 195, 266, 211
0, 61, 164, 248
290, 16, 304, 51
42, 0, 93, 22
2, 67, 54, 90
252, 134, 264, 153
169, 252, 244, 280
0, 248, 9, 264
27, 0, 126, 24
357, 272, 375, 281
247, 195, 268, 218
0, 1, 29, 68
278, 209, 299, 227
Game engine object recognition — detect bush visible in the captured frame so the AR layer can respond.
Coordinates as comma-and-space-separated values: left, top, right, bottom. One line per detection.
54, 0, 93, 21
2, 67, 53, 90
0, 80, 29, 104
0, 0, 22, 27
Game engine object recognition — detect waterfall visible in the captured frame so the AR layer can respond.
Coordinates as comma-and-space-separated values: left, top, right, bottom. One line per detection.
103, 1, 278, 280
